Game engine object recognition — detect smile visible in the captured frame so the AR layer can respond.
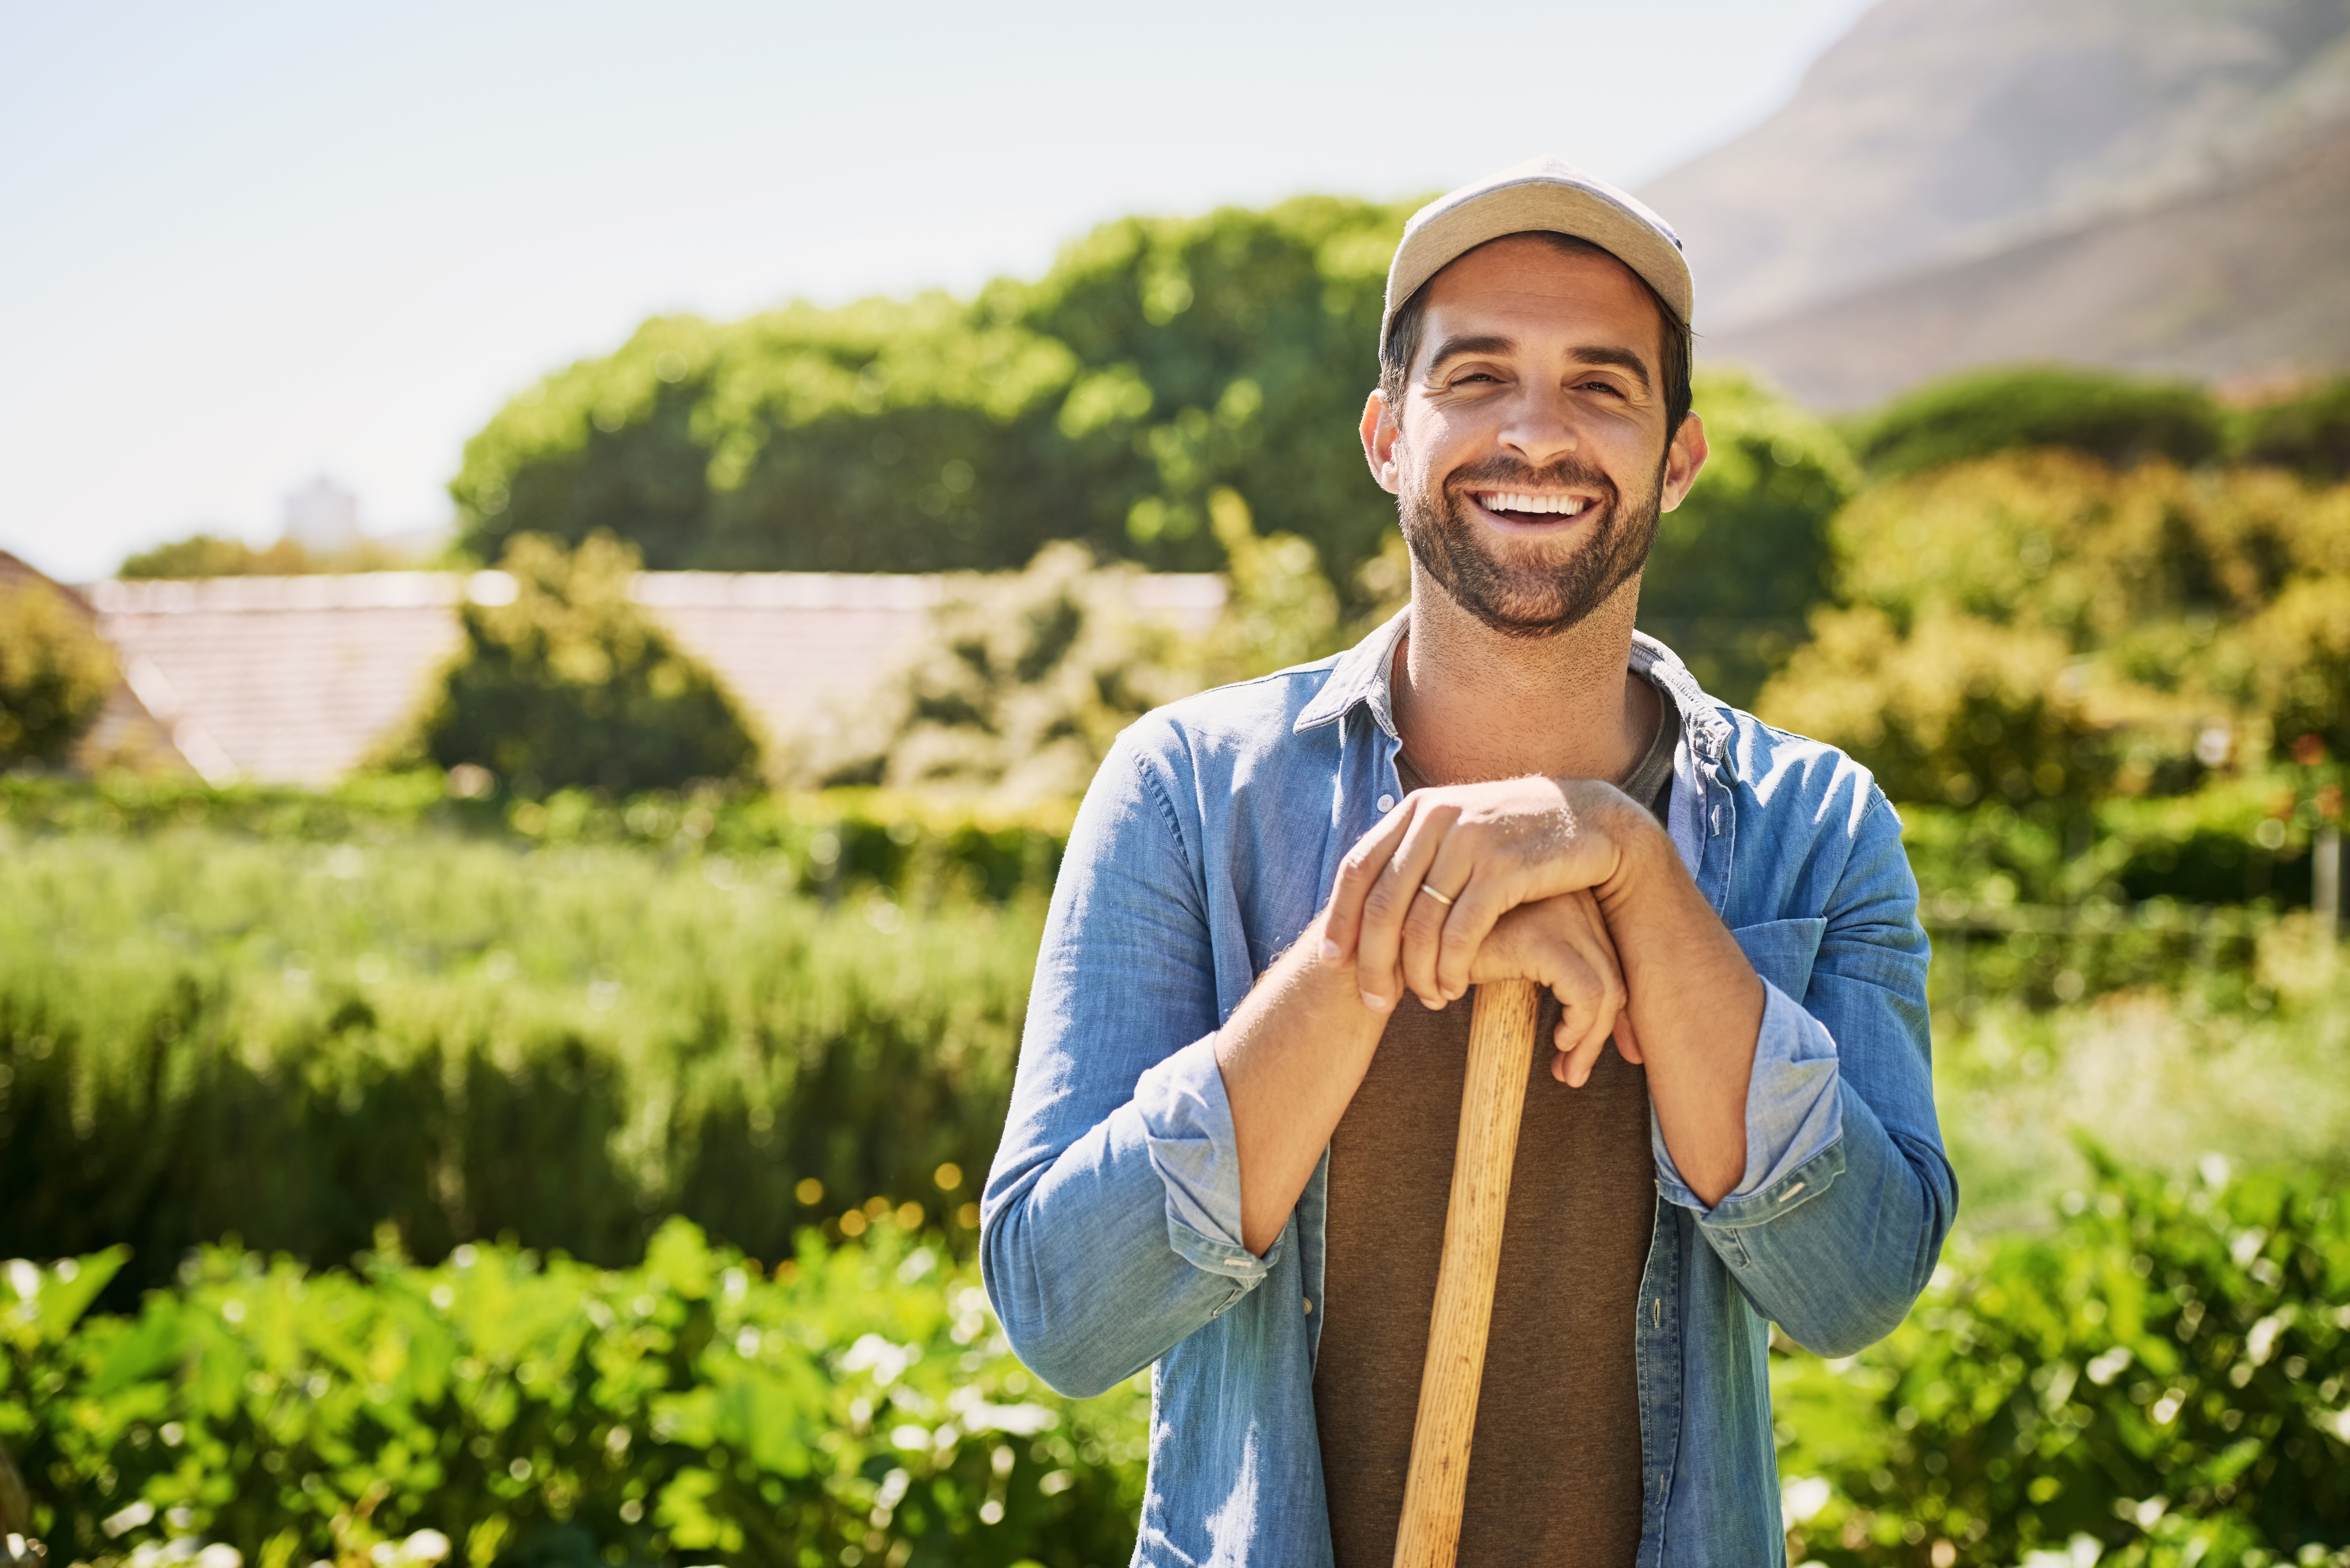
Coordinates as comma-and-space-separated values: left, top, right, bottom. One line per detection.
1467, 490, 1597, 525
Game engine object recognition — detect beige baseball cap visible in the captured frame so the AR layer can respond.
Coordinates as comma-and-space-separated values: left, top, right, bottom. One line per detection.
1381, 154, 1693, 355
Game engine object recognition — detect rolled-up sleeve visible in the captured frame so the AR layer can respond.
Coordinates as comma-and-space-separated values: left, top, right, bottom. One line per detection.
1652, 976, 1845, 1217
1662, 788, 1957, 1356
1133, 1033, 1267, 1278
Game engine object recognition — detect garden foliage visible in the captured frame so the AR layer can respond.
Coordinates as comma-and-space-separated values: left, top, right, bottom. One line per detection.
0, 575, 115, 768
0, 1218, 1148, 1568
1845, 366, 2225, 482
1637, 366, 1861, 705
1760, 452, 2350, 805
2232, 373, 2350, 484
394, 533, 760, 795
1776, 1155, 2350, 1567
7, 1162, 2344, 1566
0, 821, 1039, 1300
836, 489, 1343, 796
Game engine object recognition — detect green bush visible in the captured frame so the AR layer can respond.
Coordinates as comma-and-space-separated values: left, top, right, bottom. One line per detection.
1760, 453, 2350, 804
841, 543, 1202, 799
0, 777, 1075, 905
448, 198, 1420, 600
2233, 373, 2350, 484
0, 1218, 1149, 1567
1776, 1154, 2350, 1567
0, 575, 116, 769
0, 824, 1041, 1299
397, 533, 759, 795
1638, 366, 1861, 706
115, 535, 414, 578
1847, 366, 2224, 481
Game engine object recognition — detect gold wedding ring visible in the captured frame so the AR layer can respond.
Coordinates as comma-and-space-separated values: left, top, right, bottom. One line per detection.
1417, 883, 1457, 907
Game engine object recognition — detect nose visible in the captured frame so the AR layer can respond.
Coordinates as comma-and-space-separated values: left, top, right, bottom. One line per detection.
1496, 379, 1581, 468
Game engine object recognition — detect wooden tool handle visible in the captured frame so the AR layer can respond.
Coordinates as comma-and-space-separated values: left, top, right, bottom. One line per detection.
1391, 977, 1543, 1568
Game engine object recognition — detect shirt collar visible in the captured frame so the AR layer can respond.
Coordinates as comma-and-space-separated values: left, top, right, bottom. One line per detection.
1293, 606, 1734, 771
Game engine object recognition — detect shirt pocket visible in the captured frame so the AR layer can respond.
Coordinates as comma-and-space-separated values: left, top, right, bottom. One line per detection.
1730, 916, 1828, 1005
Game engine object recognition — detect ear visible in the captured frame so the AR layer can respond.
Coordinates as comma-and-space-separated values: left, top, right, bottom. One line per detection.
1658, 411, 1709, 513
1360, 390, 1402, 496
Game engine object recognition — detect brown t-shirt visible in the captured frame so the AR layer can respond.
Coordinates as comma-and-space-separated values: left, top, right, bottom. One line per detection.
1313, 680, 1678, 1566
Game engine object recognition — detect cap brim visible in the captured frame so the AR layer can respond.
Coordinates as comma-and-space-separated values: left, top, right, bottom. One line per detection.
1382, 174, 1692, 354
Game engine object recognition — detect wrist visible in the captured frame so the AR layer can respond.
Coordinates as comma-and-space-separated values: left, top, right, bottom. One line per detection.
1595, 791, 1673, 901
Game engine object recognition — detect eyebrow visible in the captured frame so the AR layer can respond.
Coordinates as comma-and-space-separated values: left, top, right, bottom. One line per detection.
1423, 334, 1653, 391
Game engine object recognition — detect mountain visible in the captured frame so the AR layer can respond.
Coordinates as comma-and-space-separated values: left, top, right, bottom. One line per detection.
1706, 116, 2350, 409
1640, 0, 2350, 404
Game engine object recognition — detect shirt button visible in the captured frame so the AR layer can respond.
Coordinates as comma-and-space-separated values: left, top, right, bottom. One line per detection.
1303, 1298, 1314, 1315
1376, 794, 1395, 812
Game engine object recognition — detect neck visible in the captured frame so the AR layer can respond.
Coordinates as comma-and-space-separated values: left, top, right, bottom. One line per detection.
1390, 566, 1655, 786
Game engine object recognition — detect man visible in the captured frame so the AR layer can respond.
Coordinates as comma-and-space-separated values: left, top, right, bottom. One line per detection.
982, 156, 1954, 1566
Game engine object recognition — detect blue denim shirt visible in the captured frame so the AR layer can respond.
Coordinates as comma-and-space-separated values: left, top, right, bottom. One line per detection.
982, 614, 1955, 1566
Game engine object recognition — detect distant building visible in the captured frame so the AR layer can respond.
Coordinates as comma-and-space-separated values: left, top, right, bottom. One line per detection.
87, 570, 1226, 786
283, 475, 362, 556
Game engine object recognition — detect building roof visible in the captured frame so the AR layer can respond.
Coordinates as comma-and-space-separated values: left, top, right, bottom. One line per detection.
87, 569, 1228, 785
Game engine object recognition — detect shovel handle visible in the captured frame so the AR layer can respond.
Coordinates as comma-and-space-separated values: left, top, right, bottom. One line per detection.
1390, 977, 1543, 1568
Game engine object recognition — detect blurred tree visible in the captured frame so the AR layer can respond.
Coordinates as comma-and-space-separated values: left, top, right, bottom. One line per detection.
2231, 371, 2350, 483
1637, 366, 1861, 706
1760, 452, 2350, 805
1846, 364, 2223, 481
118, 533, 413, 578
118, 534, 315, 577
0, 575, 116, 768
857, 542, 1201, 800
448, 199, 1421, 605
1190, 486, 1342, 687
838, 490, 1345, 800
394, 533, 759, 794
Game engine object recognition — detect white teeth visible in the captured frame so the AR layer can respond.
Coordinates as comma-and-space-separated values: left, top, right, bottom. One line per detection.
1477, 491, 1587, 516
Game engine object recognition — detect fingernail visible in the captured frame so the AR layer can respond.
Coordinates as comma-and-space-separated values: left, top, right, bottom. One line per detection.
1319, 939, 1342, 963
1361, 990, 1391, 1012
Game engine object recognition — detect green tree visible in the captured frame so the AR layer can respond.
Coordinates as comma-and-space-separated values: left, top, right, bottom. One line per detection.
1760, 452, 2350, 806
1847, 365, 2223, 482
849, 542, 1201, 800
1637, 365, 1860, 705
0, 575, 115, 767
448, 198, 1422, 603
2232, 371, 2350, 483
120, 533, 316, 577
397, 532, 759, 794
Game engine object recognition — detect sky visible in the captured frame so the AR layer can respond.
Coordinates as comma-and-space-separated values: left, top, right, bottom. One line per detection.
0, 0, 1879, 583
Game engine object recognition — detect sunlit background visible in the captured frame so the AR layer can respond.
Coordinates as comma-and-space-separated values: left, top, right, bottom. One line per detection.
6, 2, 2350, 1563
3, 0, 1878, 580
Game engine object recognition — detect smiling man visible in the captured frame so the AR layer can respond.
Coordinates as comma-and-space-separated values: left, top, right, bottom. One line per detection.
982, 157, 1954, 1566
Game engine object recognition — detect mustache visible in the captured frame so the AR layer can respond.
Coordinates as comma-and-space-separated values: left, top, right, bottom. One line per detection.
1443, 453, 1621, 503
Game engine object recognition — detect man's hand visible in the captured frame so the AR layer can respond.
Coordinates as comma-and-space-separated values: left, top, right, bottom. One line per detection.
1323, 776, 1650, 1014
1469, 893, 1647, 1085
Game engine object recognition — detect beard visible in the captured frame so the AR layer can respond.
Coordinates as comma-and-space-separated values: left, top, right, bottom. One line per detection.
1399, 451, 1664, 640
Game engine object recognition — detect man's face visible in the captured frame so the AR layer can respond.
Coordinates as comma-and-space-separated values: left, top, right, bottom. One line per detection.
1360, 235, 1707, 639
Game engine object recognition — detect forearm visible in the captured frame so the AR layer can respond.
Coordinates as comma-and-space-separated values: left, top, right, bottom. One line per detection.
1213, 908, 1391, 1254
1598, 812, 1765, 1206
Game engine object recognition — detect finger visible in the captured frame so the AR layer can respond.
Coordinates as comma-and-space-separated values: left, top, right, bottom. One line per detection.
1398, 828, 1478, 1008
1323, 800, 1416, 965
1554, 907, 1626, 1087
1611, 1011, 1645, 1064
1356, 802, 1458, 1009
1430, 864, 1514, 1006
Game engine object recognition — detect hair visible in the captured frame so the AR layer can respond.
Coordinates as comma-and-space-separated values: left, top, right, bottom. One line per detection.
1378, 231, 1693, 439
